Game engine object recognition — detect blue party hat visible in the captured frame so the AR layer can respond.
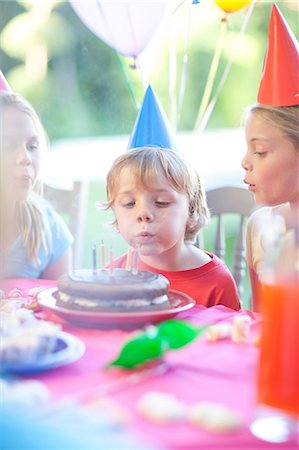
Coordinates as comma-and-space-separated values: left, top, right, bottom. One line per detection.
128, 85, 177, 150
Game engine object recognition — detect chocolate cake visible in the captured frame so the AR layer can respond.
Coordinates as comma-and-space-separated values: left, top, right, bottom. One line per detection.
57, 269, 170, 312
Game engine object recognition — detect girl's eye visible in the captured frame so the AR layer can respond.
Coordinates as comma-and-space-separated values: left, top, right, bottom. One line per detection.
27, 142, 39, 152
155, 201, 171, 207
254, 151, 267, 157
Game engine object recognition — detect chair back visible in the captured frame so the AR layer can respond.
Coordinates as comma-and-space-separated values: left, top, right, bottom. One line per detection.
196, 186, 256, 301
43, 180, 89, 269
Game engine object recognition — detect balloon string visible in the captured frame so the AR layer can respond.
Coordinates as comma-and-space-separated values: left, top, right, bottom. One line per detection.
176, 1, 193, 130
171, 0, 188, 16
135, 56, 149, 92
115, 52, 140, 110
196, 0, 257, 134
194, 17, 227, 131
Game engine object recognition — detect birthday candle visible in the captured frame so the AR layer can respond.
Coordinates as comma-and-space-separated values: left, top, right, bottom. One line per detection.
132, 249, 139, 275
126, 247, 132, 271
232, 316, 251, 344
100, 240, 106, 269
92, 244, 97, 273
109, 246, 114, 276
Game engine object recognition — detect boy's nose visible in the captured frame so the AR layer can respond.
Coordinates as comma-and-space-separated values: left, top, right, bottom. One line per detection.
16, 145, 32, 166
137, 209, 154, 223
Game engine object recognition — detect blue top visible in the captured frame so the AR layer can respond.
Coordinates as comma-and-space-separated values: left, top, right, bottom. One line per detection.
4, 203, 73, 279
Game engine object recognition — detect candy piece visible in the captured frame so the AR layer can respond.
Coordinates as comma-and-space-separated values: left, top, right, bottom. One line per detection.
232, 316, 251, 344
206, 324, 232, 341
7, 288, 23, 298
2, 379, 50, 407
137, 391, 186, 423
190, 402, 242, 432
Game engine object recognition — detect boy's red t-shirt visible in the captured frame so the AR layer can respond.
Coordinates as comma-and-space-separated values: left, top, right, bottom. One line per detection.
113, 252, 241, 311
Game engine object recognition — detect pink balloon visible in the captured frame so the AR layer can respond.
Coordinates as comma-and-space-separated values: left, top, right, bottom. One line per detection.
69, 0, 169, 57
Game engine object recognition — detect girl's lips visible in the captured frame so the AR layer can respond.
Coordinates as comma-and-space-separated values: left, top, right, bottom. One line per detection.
14, 175, 33, 187
243, 179, 255, 191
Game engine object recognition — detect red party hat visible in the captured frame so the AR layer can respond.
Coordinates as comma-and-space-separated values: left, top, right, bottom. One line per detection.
0, 71, 12, 92
258, 4, 299, 106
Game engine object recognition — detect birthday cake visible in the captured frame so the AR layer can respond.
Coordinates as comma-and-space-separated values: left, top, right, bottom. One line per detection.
56, 269, 170, 312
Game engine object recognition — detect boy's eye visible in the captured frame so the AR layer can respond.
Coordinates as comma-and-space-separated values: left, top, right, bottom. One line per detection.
155, 201, 171, 207
122, 201, 135, 208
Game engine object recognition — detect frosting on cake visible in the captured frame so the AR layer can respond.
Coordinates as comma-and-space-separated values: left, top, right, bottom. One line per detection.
57, 268, 170, 312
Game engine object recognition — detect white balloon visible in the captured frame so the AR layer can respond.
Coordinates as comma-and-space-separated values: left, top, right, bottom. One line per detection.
69, 0, 169, 57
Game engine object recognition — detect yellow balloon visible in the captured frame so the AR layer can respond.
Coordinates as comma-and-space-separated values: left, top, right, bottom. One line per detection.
213, 0, 251, 13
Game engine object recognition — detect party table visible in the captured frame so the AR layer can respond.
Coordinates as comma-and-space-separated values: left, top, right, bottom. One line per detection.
1, 278, 297, 450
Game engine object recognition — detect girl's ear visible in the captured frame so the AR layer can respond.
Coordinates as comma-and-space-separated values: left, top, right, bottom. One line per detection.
189, 206, 195, 215
186, 210, 196, 229
187, 216, 195, 229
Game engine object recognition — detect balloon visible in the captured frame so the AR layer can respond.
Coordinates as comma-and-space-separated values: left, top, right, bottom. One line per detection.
213, 0, 251, 13
128, 85, 177, 150
69, 0, 169, 58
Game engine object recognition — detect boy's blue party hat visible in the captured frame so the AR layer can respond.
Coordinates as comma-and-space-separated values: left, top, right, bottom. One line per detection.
128, 85, 177, 150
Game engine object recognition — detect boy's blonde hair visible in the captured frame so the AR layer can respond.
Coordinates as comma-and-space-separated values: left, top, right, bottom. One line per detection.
0, 92, 49, 263
103, 146, 210, 241
245, 103, 299, 150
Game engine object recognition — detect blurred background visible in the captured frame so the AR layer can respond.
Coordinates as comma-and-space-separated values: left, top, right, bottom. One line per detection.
1, 0, 297, 138
1, 0, 298, 305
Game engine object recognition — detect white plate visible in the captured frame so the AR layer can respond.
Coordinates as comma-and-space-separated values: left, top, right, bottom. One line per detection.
38, 288, 196, 329
0, 332, 85, 374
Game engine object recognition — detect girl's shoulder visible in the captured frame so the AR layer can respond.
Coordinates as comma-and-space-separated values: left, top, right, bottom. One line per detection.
36, 197, 74, 243
248, 204, 290, 226
40, 199, 61, 222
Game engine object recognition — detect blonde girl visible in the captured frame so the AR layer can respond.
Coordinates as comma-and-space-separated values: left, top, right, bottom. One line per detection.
242, 104, 299, 309
0, 92, 73, 279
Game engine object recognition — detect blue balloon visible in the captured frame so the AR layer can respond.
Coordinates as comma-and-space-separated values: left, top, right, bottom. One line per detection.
127, 85, 177, 150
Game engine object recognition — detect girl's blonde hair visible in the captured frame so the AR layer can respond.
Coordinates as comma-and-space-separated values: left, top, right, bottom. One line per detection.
0, 92, 49, 263
102, 146, 210, 241
245, 103, 299, 150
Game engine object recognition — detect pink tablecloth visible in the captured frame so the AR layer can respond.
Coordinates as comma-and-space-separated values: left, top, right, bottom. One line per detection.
2, 279, 296, 450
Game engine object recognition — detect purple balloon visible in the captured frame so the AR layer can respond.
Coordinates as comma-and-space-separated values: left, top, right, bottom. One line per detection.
69, 0, 169, 57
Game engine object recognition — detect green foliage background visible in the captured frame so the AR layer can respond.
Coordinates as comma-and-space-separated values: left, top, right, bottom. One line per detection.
1, 1, 297, 140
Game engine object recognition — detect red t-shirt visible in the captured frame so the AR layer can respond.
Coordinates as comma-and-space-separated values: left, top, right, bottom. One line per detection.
113, 252, 241, 311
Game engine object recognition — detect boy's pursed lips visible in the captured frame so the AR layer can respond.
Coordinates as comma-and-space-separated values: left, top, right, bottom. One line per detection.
136, 232, 155, 243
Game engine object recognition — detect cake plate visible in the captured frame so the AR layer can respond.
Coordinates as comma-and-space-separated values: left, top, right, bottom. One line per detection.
38, 288, 196, 329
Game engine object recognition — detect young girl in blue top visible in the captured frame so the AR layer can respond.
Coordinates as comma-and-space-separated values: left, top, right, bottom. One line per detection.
0, 92, 73, 279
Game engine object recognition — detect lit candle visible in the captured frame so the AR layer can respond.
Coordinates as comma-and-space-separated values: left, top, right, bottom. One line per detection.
109, 245, 114, 276
132, 249, 139, 275
125, 247, 132, 271
100, 240, 106, 269
92, 244, 97, 274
